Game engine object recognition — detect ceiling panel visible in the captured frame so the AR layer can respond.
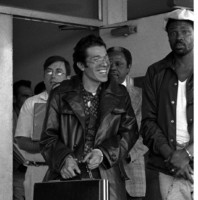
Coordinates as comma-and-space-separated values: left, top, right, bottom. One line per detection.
127, 0, 172, 20
0, 0, 99, 19
0, 0, 193, 22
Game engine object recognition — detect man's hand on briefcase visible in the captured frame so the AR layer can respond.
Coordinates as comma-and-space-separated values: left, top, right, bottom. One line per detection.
60, 155, 81, 179
83, 149, 103, 170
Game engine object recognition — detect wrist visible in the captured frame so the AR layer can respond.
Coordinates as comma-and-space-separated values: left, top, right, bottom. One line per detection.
66, 154, 73, 159
159, 144, 174, 160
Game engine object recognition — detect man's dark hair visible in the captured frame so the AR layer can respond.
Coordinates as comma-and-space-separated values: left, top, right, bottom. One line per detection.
43, 55, 71, 76
107, 47, 132, 68
165, 19, 194, 32
73, 34, 106, 76
13, 80, 31, 97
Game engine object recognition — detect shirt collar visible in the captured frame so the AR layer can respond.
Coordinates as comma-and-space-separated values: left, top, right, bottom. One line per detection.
121, 79, 127, 87
39, 91, 48, 101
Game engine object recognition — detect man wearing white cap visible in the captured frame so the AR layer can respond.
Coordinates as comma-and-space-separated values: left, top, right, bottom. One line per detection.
141, 8, 193, 200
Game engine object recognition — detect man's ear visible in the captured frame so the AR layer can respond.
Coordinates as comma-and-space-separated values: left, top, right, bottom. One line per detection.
127, 64, 131, 74
77, 62, 85, 71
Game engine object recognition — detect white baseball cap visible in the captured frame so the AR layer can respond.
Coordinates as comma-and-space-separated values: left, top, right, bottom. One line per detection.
164, 8, 194, 29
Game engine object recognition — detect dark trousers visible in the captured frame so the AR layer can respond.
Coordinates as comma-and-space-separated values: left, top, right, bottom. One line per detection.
13, 171, 26, 200
144, 168, 162, 200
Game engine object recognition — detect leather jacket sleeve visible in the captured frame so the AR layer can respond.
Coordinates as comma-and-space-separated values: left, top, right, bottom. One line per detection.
40, 90, 72, 173
96, 91, 139, 168
141, 67, 173, 159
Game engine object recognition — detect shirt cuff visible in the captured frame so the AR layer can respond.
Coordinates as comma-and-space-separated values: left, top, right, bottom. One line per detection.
159, 144, 173, 160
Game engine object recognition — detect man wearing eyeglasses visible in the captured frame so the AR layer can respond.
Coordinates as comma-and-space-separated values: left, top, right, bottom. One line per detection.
40, 35, 139, 200
15, 56, 71, 200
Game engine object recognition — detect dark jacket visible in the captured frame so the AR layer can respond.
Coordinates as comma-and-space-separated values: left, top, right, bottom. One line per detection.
141, 52, 193, 175
40, 75, 139, 200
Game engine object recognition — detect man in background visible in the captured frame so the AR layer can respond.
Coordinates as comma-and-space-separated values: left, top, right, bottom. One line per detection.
141, 8, 193, 200
108, 47, 148, 200
13, 80, 33, 200
15, 56, 71, 200
13, 80, 33, 133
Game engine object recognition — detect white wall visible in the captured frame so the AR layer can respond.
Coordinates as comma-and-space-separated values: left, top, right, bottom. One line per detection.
101, 13, 171, 77
0, 14, 13, 200
14, 13, 171, 89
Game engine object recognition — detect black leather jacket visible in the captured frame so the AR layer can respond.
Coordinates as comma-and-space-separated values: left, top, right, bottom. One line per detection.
40, 75, 139, 200
141, 52, 193, 175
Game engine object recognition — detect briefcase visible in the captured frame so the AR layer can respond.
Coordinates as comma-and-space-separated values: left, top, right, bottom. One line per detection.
33, 179, 109, 200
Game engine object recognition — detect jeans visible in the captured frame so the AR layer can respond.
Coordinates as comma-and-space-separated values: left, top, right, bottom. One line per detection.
159, 172, 193, 200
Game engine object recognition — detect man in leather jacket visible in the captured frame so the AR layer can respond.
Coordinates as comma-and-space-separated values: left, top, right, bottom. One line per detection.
141, 8, 193, 200
40, 34, 139, 200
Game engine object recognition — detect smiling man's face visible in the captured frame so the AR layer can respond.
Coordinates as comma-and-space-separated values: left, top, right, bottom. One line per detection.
83, 46, 110, 84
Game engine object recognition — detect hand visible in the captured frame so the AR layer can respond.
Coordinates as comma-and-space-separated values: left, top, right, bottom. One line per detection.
82, 149, 103, 170
60, 155, 81, 179
176, 164, 194, 184
169, 149, 190, 170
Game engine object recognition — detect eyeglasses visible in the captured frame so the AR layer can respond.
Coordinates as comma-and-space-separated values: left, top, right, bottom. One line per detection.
45, 69, 66, 76
87, 55, 110, 65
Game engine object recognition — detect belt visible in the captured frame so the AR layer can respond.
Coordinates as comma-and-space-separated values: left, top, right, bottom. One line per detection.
24, 160, 47, 167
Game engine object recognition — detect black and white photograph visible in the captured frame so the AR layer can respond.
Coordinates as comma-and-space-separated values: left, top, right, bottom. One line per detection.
0, 0, 195, 200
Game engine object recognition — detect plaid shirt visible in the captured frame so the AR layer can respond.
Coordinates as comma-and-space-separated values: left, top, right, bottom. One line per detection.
123, 79, 148, 197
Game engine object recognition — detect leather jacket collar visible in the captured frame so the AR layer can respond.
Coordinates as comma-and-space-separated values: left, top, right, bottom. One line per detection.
58, 75, 127, 128
59, 75, 126, 97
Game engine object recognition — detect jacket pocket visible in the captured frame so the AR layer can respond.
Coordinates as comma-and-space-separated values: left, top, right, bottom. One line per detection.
112, 108, 126, 114
61, 108, 75, 115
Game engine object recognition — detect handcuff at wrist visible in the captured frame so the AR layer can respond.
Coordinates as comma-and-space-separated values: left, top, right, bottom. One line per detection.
184, 147, 193, 161
92, 149, 103, 163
